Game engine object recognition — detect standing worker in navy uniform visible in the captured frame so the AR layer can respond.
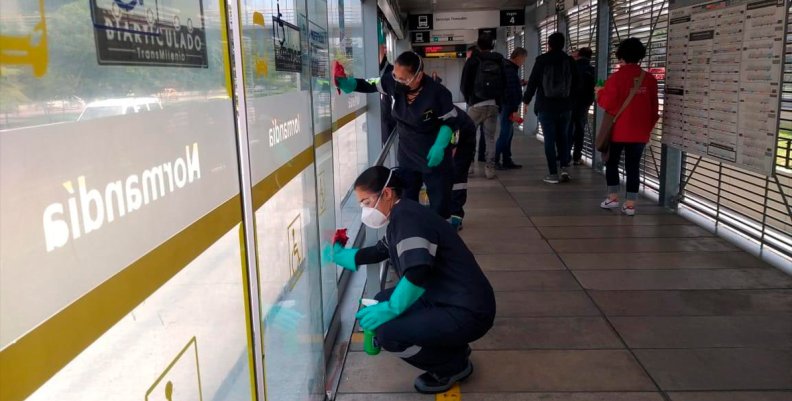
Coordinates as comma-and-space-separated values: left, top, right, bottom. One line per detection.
429, 73, 477, 231
337, 51, 459, 219
449, 105, 477, 231
325, 166, 496, 394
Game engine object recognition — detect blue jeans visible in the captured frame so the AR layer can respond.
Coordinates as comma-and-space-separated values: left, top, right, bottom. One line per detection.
495, 108, 515, 164
537, 111, 572, 175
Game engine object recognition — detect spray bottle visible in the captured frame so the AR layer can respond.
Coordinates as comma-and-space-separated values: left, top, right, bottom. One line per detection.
360, 299, 381, 355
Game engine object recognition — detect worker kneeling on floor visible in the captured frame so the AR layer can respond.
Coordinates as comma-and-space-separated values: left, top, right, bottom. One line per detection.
324, 166, 496, 394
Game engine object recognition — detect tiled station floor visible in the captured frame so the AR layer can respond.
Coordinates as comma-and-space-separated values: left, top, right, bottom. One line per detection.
336, 136, 792, 401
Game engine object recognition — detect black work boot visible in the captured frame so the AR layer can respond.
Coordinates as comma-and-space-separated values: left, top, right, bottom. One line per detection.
414, 360, 474, 394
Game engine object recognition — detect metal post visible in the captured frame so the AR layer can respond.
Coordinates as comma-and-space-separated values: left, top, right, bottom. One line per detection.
659, 143, 683, 209
362, 0, 382, 163
593, 0, 611, 171
224, 1, 267, 399
524, 6, 539, 136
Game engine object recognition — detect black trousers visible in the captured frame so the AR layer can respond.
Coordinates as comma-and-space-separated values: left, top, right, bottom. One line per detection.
606, 142, 646, 196
450, 145, 475, 219
374, 288, 493, 376
477, 125, 486, 162
401, 165, 453, 219
571, 107, 589, 162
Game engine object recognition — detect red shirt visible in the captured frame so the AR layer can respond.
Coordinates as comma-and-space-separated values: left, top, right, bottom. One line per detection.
597, 64, 659, 143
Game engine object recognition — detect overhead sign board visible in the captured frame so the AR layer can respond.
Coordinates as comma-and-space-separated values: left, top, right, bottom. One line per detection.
500, 10, 525, 26
433, 10, 500, 30
90, 0, 208, 68
411, 30, 478, 46
408, 14, 433, 30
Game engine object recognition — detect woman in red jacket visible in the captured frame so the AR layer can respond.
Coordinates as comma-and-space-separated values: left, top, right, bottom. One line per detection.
596, 38, 659, 216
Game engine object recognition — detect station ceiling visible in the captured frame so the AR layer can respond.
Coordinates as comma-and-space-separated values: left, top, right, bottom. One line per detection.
397, 0, 531, 13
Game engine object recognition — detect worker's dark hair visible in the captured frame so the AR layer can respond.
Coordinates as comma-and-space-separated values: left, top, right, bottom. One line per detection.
354, 166, 403, 197
477, 34, 494, 51
510, 47, 528, 59
615, 38, 646, 63
577, 47, 593, 60
467, 45, 478, 52
548, 32, 565, 50
395, 51, 423, 74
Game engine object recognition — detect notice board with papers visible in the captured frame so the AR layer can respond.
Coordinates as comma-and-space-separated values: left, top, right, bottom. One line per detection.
662, 0, 787, 175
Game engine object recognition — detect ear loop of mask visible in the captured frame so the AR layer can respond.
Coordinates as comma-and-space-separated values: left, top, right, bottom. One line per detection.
373, 168, 394, 209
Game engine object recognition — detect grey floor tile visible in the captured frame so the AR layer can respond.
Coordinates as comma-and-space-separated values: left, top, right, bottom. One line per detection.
517, 200, 670, 217
467, 238, 554, 254
667, 391, 792, 401
461, 226, 544, 242
550, 237, 737, 253
495, 291, 601, 317
532, 215, 689, 227
464, 350, 657, 392
590, 290, 792, 316
336, 394, 432, 401
476, 253, 565, 271
473, 317, 623, 350
539, 225, 712, 239
561, 251, 766, 270
635, 348, 792, 391
463, 207, 535, 229
486, 271, 583, 291
463, 393, 665, 401
574, 269, 792, 290
338, 352, 422, 393
610, 316, 792, 349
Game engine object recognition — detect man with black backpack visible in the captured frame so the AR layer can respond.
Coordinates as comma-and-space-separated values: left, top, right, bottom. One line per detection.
522, 32, 580, 184
461, 34, 506, 180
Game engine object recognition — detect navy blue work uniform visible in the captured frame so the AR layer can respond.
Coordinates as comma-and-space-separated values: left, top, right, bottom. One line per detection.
379, 58, 397, 144
356, 199, 496, 376
355, 69, 460, 219
451, 107, 476, 220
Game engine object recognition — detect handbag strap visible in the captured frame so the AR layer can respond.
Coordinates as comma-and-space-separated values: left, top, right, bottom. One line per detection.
614, 70, 646, 121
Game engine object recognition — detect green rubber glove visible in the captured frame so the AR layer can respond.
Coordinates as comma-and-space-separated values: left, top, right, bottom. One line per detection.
426, 125, 453, 167
337, 76, 358, 94
334, 243, 359, 271
355, 277, 426, 330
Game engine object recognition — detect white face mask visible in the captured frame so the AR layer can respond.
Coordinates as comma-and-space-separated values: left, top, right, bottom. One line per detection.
361, 170, 393, 229
361, 206, 389, 229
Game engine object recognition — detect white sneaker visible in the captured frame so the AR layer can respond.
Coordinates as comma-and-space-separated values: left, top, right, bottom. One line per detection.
484, 164, 496, 179
621, 203, 636, 216
600, 198, 620, 209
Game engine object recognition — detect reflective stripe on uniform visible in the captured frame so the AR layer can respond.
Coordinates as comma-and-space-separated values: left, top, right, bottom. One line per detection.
439, 108, 458, 120
452, 183, 467, 191
391, 345, 422, 358
396, 237, 438, 257
367, 77, 385, 95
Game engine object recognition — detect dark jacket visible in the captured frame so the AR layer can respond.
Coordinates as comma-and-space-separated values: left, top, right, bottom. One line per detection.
574, 57, 596, 111
460, 51, 506, 106
502, 59, 522, 113
522, 49, 580, 114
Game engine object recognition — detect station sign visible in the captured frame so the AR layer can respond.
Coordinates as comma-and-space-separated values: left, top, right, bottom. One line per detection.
500, 10, 525, 26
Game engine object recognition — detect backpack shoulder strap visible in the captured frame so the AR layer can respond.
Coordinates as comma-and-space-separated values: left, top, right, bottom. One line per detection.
614, 70, 645, 121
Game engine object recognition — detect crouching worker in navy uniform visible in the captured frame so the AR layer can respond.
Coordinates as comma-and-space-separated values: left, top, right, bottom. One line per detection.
324, 166, 496, 394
